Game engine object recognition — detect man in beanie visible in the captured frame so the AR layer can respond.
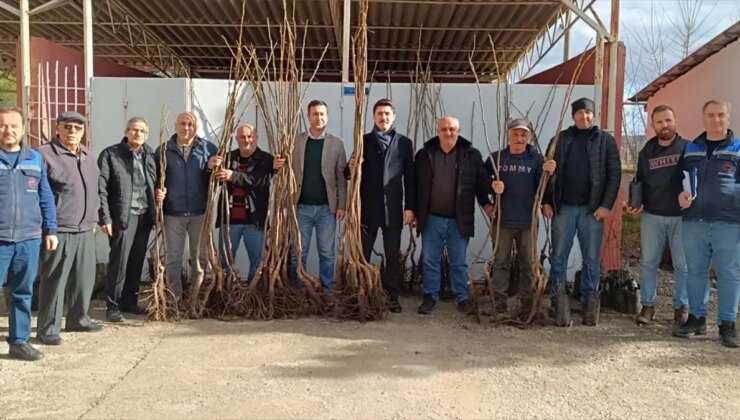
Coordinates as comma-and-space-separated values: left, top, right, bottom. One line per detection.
485, 118, 556, 313
542, 98, 621, 327
346, 99, 416, 313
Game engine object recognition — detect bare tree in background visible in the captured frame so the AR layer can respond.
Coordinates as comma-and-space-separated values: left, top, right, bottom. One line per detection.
622, 0, 721, 169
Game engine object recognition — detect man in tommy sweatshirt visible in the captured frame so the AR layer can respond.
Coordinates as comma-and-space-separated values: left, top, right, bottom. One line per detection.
485, 118, 555, 313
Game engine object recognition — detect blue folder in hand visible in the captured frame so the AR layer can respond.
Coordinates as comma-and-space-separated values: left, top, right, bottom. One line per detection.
682, 168, 698, 200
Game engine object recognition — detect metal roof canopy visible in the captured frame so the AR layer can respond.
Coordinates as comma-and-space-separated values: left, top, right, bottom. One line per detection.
0, 0, 610, 82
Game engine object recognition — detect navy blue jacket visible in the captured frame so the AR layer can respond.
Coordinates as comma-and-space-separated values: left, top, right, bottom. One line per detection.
155, 135, 217, 216
0, 144, 57, 242
543, 125, 621, 213
485, 145, 544, 229
344, 131, 416, 229
679, 129, 740, 224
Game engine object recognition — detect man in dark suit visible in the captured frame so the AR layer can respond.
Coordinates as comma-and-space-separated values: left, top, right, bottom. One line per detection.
346, 99, 416, 313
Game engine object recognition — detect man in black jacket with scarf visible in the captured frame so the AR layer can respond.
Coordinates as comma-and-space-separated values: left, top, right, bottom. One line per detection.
346, 99, 415, 313
415, 116, 494, 315
98, 117, 157, 322
215, 124, 284, 282
543, 98, 621, 327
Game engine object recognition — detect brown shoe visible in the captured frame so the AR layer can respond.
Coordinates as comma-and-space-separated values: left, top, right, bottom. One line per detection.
635, 306, 655, 325
674, 306, 689, 325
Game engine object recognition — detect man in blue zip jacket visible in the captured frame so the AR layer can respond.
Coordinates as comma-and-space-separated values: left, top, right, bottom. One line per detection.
155, 112, 220, 299
485, 118, 556, 313
674, 100, 740, 348
0, 107, 57, 361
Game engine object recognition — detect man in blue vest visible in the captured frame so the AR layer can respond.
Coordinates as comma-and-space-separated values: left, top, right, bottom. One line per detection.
673, 100, 740, 348
0, 107, 57, 360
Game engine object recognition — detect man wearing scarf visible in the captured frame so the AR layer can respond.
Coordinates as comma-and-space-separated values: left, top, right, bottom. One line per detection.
346, 99, 415, 313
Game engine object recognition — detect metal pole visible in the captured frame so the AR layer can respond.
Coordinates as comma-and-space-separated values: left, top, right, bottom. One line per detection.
594, 35, 604, 126
606, 0, 620, 134
341, 0, 350, 83
563, 10, 571, 62
20, 0, 31, 133
83, 0, 93, 143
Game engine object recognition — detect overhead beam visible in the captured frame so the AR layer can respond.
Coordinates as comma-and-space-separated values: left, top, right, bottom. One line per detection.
510, 0, 596, 82
29, 0, 72, 16
560, 0, 613, 42
0, 0, 19, 17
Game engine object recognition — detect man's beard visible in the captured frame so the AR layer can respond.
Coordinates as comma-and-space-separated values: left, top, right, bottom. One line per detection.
657, 129, 675, 141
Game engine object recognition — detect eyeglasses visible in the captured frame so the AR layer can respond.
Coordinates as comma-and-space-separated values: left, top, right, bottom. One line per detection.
63, 123, 84, 132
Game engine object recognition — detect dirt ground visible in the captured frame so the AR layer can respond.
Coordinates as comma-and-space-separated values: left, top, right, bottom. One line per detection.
1, 279, 739, 420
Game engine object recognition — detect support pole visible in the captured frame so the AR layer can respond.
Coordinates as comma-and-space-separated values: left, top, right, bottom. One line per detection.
341, 0, 350, 83
563, 11, 571, 62
83, 0, 93, 141
606, 0, 620, 134
594, 35, 604, 126
20, 0, 31, 133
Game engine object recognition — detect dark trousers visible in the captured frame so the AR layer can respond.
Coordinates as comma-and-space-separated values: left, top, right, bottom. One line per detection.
106, 213, 152, 310
37, 230, 96, 337
492, 226, 534, 295
361, 223, 402, 299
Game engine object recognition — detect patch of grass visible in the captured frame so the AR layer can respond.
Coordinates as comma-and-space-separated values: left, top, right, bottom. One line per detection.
622, 213, 640, 236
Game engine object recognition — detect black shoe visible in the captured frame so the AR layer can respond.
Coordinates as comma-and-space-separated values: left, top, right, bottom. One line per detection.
719, 321, 738, 348
8, 342, 44, 361
36, 334, 62, 346
673, 314, 707, 338
418, 294, 438, 315
583, 293, 601, 326
388, 297, 403, 314
120, 304, 148, 315
457, 298, 477, 315
106, 309, 126, 323
493, 293, 508, 314
66, 322, 103, 333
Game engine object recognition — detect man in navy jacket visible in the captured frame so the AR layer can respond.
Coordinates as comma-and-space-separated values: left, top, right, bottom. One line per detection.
346, 99, 415, 313
485, 118, 555, 313
155, 112, 220, 299
0, 107, 57, 361
674, 100, 740, 348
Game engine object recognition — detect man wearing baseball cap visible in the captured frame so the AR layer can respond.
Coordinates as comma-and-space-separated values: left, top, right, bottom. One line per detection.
485, 118, 555, 313
37, 110, 103, 345
542, 98, 621, 327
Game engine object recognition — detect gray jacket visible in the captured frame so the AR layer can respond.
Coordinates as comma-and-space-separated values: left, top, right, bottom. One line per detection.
38, 138, 100, 233
292, 132, 348, 213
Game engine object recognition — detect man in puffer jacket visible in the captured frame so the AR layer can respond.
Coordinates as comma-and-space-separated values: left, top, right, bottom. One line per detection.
673, 100, 740, 348
98, 117, 157, 322
542, 98, 621, 327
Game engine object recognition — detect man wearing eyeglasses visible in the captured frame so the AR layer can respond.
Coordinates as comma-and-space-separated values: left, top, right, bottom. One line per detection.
36, 111, 103, 346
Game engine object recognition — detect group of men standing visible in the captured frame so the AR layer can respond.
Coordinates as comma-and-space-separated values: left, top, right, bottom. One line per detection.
1, 95, 737, 361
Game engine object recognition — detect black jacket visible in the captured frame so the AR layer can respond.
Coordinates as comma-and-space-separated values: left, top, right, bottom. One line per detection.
344, 131, 416, 229
98, 138, 157, 230
216, 148, 275, 230
543, 125, 621, 213
636, 134, 688, 217
486, 144, 544, 229
415, 136, 492, 237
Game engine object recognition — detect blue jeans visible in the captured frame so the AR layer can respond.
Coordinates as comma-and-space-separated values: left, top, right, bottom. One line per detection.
219, 223, 265, 282
296, 204, 336, 294
682, 221, 740, 323
0, 238, 41, 345
639, 212, 688, 308
421, 215, 470, 302
549, 205, 604, 303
